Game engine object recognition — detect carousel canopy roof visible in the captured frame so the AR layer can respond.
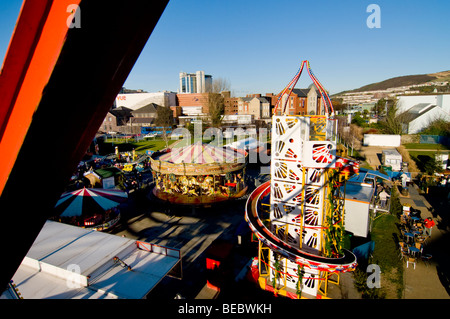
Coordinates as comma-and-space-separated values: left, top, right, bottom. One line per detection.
155, 142, 247, 164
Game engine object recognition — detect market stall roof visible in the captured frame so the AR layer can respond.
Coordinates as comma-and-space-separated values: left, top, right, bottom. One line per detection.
340, 182, 375, 203
347, 168, 391, 184
2, 221, 180, 299
155, 141, 247, 164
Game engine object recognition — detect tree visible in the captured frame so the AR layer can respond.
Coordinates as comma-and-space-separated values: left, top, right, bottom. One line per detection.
208, 93, 225, 127
331, 98, 346, 113
351, 112, 366, 127
420, 117, 450, 136
379, 102, 413, 135
205, 77, 230, 127
423, 156, 444, 175
154, 106, 174, 149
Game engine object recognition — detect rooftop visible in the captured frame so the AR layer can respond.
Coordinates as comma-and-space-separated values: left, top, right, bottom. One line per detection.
404, 103, 438, 122
2, 221, 180, 299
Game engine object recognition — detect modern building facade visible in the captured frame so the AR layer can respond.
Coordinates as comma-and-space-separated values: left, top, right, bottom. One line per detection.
114, 91, 176, 110
179, 71, 212, 94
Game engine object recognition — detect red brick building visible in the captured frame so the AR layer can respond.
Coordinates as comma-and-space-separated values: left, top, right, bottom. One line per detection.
271, 86, 324, 116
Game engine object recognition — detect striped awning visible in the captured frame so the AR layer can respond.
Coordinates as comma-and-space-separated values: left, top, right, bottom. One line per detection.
156, 142, 246, 164
54, 188, 128, 217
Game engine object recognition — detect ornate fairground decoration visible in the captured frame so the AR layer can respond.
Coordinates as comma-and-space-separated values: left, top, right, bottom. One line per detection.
245, 60, 360, 299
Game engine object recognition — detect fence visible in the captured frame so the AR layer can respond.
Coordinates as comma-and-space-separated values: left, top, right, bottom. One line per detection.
136, 240, 181, 259
419, 135, 450, 146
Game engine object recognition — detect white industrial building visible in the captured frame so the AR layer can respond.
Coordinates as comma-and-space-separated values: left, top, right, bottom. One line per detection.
363, 134, 401, 147
114, 91, 177, 110
396, 93, 450, 134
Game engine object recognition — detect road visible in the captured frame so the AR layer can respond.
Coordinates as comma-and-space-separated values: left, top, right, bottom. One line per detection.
358, 145, 384, 169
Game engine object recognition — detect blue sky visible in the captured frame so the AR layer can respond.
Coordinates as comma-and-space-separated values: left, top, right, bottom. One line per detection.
1, 0, 450, 95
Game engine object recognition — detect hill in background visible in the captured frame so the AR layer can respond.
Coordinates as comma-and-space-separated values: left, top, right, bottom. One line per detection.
336, 70, 450, 95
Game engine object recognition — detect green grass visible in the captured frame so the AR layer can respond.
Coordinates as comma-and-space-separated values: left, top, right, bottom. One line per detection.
408, 150, 437, 158
102, 138, 177, 154
403, 143, 449, 150
369, 187, 404, 298
103, 133, 264, 155
371, 214, 402, 271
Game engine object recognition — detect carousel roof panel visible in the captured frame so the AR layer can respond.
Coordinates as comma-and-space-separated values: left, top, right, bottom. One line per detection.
155, 142, 247, 164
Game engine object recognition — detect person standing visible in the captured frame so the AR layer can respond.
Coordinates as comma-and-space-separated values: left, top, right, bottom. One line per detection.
423, 217, 435, 237
400, 172, 408, 189
379, 189, 390, 208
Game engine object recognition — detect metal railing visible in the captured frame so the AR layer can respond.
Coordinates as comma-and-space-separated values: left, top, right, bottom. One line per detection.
135, 240, 181, 259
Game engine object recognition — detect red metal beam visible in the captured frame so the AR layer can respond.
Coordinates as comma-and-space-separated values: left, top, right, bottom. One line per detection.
0, 0, 78, 196
0, 0, 168, 289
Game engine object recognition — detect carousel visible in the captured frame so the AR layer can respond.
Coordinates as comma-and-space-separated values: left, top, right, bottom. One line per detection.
150, 142, 248, 205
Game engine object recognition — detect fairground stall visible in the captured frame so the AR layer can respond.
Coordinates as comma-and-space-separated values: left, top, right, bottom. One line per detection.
52, 187, 128, 231
150, 142, 248, 205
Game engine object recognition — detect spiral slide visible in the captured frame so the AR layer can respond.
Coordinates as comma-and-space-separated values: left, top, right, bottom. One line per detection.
244, 181, 357, 273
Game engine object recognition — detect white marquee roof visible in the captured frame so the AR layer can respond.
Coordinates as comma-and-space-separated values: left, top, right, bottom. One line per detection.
2, 221, 180, 299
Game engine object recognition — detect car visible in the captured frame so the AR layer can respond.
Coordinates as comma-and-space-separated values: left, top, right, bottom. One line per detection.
143, 133, 157, 138
170, 133, 184, 138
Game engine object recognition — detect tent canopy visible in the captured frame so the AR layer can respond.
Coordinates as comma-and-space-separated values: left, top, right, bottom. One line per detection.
155, 142, 247, 164
348, 168, 391, 184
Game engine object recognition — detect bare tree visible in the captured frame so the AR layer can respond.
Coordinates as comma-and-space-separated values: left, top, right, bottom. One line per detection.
208, 77, 230, 94
205, 77, 230, 127
339, 124, 362, 156
154, 106, 174, 149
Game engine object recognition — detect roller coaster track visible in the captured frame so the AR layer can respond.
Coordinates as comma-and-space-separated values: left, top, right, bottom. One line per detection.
245, 181, 357, 273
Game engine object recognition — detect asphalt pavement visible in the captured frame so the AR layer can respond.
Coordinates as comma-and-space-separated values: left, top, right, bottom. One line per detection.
400, 183, 450, 299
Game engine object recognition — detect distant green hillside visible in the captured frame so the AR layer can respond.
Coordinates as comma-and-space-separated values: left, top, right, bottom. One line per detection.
334, 70, 450, 95
352, 74, 436, 92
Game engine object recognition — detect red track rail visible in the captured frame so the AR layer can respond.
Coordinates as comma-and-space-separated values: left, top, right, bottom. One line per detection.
244, 181, 357, 272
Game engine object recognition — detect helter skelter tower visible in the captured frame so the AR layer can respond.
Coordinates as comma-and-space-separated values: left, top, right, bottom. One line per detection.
245, 60, 359, 299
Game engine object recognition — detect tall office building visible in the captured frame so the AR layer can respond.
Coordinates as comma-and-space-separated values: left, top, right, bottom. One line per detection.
179, 71, 212, 93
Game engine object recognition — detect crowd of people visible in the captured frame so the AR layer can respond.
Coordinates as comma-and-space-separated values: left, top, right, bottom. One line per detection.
398, 206, 434, 268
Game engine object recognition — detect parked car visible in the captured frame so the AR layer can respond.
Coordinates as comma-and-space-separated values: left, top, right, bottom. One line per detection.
143, 133, 157, 138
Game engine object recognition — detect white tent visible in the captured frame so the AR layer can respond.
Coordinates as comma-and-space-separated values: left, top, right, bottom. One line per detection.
225, 137, 262, 151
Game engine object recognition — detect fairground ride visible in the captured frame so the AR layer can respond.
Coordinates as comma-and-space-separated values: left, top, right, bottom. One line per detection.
245, 60, 360, 299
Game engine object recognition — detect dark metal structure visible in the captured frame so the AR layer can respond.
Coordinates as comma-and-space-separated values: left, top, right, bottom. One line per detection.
0, 0, 169, 289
